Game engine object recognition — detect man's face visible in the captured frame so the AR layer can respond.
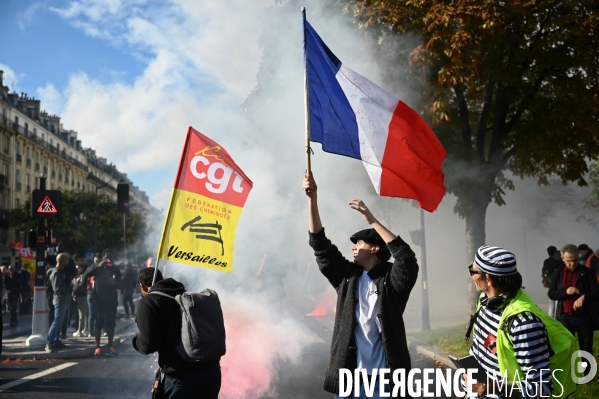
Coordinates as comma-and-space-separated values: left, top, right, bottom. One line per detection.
352, 240, 378, 265
579, 249, 589, 258
470, 262, 490, 292
146, 258, 154, 268
562, 251, 579, 271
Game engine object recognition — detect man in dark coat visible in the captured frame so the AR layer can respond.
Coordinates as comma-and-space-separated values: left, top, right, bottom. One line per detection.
548, 244, 599, 358
133, 267, 221, 399
303, 173, 419, 397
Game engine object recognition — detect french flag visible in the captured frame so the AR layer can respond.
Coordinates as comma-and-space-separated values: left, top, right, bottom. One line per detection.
304, 19, 447, 212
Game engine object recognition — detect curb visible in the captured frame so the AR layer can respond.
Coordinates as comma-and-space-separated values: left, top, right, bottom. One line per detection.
406, 336, 457, 369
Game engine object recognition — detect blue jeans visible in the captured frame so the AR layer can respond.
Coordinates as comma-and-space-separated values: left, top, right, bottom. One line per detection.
335, 380, 383, 399
164, 365, 221, 399
47, 303, 67, 346
88, 295, 97, 334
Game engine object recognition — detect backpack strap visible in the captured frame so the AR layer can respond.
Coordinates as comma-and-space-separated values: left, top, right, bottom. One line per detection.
149, 291, 176, 300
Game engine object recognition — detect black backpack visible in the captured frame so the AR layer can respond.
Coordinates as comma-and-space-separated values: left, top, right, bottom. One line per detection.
150, 289, 226, 363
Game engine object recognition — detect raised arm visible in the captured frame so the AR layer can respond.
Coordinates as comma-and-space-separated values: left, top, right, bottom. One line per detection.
348, 199, 395, 243
303, 173, 322, 233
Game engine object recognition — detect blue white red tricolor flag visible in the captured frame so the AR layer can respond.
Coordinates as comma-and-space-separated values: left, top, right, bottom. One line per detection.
303, 17, 447, 212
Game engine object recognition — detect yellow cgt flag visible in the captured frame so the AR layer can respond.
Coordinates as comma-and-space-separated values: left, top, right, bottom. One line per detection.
157, 127, 253, 273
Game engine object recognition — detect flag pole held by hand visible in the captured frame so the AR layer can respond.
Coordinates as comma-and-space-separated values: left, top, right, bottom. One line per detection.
302, 6, 312, 183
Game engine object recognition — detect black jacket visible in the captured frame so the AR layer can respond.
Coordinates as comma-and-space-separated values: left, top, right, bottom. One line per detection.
309, 228, 419, 395
132, 278, 218, 376
548, 265, 599, 327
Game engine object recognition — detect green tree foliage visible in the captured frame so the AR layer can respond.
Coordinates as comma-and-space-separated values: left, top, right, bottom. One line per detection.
9, 190, 148, 257
346, 0, 599, 313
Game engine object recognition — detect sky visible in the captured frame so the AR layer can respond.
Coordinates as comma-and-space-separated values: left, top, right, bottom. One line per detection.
0, 0, 270, 211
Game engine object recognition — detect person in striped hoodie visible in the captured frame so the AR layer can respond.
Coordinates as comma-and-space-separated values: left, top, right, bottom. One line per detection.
464, 246, 576, 399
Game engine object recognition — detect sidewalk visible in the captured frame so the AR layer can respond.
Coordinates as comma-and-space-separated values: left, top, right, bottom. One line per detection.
1, 316, 137, 360
406, 336, 457, 369
1, 298, 141, 360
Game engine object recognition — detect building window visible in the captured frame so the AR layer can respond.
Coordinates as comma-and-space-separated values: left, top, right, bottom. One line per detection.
3, 135, 8, 154
24, 122, 28, 134
15, 198, 20, 207
35, 177, 39, 189
16, 142, 21, 155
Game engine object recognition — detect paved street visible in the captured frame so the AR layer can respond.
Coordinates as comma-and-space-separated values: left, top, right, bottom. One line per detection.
1, 309, 453, 398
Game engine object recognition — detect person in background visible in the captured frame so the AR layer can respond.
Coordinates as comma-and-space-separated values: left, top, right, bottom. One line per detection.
121, 263, 137, 319
5, 265, 21, 327
548, 244, 599, 367
1, 266, 8, 313
45, 253, 72, 352
18, 265, 31, 315
72, 261, 90, 337
578, 244, 598, 276
542, 245, 563, 317
0, 264, 4, 354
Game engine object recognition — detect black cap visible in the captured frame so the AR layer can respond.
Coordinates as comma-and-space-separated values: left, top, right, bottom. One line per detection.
578, 244, 590, 251
350, 228, 390, 259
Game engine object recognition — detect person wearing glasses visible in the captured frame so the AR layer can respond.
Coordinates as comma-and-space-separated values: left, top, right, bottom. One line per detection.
302, 173, 419, 398
465, 246, 577, 399
548, 244, 599, 367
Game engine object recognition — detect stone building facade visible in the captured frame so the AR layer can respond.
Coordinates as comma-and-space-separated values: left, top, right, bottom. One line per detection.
0, 70, 151, 264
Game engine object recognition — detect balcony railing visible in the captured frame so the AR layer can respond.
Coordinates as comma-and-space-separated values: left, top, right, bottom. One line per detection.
16, 154, 22, 162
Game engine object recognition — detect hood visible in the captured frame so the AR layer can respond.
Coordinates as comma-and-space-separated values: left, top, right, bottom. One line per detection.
149, 278, 185, 297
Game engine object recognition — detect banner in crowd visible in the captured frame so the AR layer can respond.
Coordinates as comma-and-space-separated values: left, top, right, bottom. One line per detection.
157, 127, 253, 273
11, 241, 36, 274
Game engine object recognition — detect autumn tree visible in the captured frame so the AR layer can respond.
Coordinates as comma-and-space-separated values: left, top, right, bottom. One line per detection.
346, 0, 599, 313
9, 190, 149, 259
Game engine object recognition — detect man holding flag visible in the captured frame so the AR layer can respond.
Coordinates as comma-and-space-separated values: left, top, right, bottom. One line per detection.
303, 173, 419, 397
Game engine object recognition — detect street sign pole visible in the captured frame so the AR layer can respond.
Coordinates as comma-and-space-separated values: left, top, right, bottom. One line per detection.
26, 176, 49, 347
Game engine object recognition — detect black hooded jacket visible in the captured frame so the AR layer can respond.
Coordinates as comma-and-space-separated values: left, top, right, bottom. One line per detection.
132, 278, 219, 376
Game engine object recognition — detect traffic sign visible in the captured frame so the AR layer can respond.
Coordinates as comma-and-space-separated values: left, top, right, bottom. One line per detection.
31, 190, 62, 219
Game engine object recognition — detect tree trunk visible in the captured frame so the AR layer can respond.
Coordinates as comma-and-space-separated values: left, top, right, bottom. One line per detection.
464, 201, 488, 316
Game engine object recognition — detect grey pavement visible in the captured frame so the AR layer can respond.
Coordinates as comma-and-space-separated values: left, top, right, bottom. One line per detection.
2, 299, 140, 360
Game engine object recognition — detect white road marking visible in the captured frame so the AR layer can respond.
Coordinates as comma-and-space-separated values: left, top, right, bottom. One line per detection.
0, 362, 78, 391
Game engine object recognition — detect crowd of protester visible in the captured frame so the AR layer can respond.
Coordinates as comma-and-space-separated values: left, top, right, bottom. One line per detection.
0, 264, 33, 327
1, 246, 152, 340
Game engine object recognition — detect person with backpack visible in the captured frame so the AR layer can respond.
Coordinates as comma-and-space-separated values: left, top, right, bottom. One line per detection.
83, 258, 118, 357
464, 245, 577, 398
45, 253, 72, 352
133, 267, 222, 399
